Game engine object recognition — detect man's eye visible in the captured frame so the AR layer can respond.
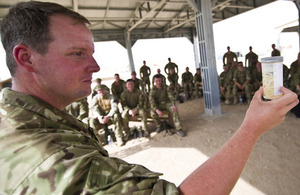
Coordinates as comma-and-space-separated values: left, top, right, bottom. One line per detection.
73, 52, 83, 56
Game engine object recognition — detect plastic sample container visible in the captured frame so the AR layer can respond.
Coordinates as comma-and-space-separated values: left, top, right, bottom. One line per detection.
261, 56, 283, 100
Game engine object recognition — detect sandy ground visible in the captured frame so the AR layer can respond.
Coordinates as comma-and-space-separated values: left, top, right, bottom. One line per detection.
103, 97, 300, 195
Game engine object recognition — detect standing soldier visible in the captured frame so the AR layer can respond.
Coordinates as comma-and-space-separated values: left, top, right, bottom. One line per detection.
194, 68, 203, 98
167, 68, 180, 100
219, 65, 232, 104
245, 46, 258, 72
150, 75, 185, 137
223, 46, 238, 67
139, 60, 151, 93
271, 44, 281, 57
90, 85, 129, 146
121, 79, 149, 138
152, 68, 166, 87
111, 73, 126, 101
164, 57, 179, 75
65, 97, 89, 125
233, 62, 251, 104
181, 67, 193, 100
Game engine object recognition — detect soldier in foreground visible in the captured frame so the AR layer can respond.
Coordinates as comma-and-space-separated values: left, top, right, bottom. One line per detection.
0, 1, 298, 194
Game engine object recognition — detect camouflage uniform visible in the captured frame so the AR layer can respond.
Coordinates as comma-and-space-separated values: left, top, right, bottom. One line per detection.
65, 97, 89, 125
149, 85, 182, 130
164, 62, 178, 75
223, 52, 237, 66
219, 69, 232, 102
289, 60, 300, 92
233, 68, 251, 103
245, 52, 258, 72
292, 68, 300, 93
140, 65, 151, 93
0, 88, 178, 194
120, 88, 148, 135
111, 79, 126, 100
271, 49, 280, 57
132, 78, 142, 90
249, 68, 262, 92
181, 71, 193, 99
283, 64, 290, 89
167, 73, 180, 100
194, 72, 202, 98
90, 91, 126, 146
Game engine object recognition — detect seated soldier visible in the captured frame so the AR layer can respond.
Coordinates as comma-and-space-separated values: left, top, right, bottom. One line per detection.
90, 84, 129, 146
233, 62, 251, 104
150, 75, 185, 137
219, 64, 232, 104
65, 97, 89, 125
167, 68, 181, 100
194, 68, 203, 98
181, 67, 194, 100
249, 62, 262, 93
92, 78, 109, 97
121, 79, 149, 138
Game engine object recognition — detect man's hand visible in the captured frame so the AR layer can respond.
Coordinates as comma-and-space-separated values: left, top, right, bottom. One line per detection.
129, 108, 138, 117
98, 116, 111, 124
156, 109, 163, 117
172, 105, 178, 112
242, 86, 299, 136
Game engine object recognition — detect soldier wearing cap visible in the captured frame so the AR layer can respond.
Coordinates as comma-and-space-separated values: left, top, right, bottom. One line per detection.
121, 79, 149, 138
92, 78, 109, 97
90, 84, 129, 146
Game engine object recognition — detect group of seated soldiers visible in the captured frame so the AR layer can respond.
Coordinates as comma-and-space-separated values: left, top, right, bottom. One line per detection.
66, 58, 203, 146
219, 52, 300, 105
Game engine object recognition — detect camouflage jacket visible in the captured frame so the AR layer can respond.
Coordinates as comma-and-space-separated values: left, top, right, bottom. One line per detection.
233, 68, 251, 84
91, 93, 118, 118
140, 66, 151, 79
149, 85, 175, 111
164, 63, 178, 75
65, 97, 89, 124
121, 88, 145, 111
111, 80, 126, 100
194, 73, 202, 85
0, 89, 178, 195
181, 72, 193, 84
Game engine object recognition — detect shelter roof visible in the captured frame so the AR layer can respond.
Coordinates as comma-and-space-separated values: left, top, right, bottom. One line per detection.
0, 0, 276, 46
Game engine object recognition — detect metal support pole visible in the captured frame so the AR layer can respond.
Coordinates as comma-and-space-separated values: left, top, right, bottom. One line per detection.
125, 31, 135, 72
194, 0, 222, 115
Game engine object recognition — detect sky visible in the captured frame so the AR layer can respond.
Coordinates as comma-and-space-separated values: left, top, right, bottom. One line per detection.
0, 1, 298, 85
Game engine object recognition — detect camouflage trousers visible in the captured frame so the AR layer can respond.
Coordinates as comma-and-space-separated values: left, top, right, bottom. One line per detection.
90, 113, 125, 143
141, 77, 151, 93
121, 108, 148, 132
169, 83, 180, 100
194, 82, 202, 97
150, 102, 182, 130
183, 82, 193, 97
232, 83, 251, 99
221, 84, 233, 100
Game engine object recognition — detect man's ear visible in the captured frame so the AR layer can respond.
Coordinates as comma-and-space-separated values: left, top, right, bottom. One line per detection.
13, 44, 34, 72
